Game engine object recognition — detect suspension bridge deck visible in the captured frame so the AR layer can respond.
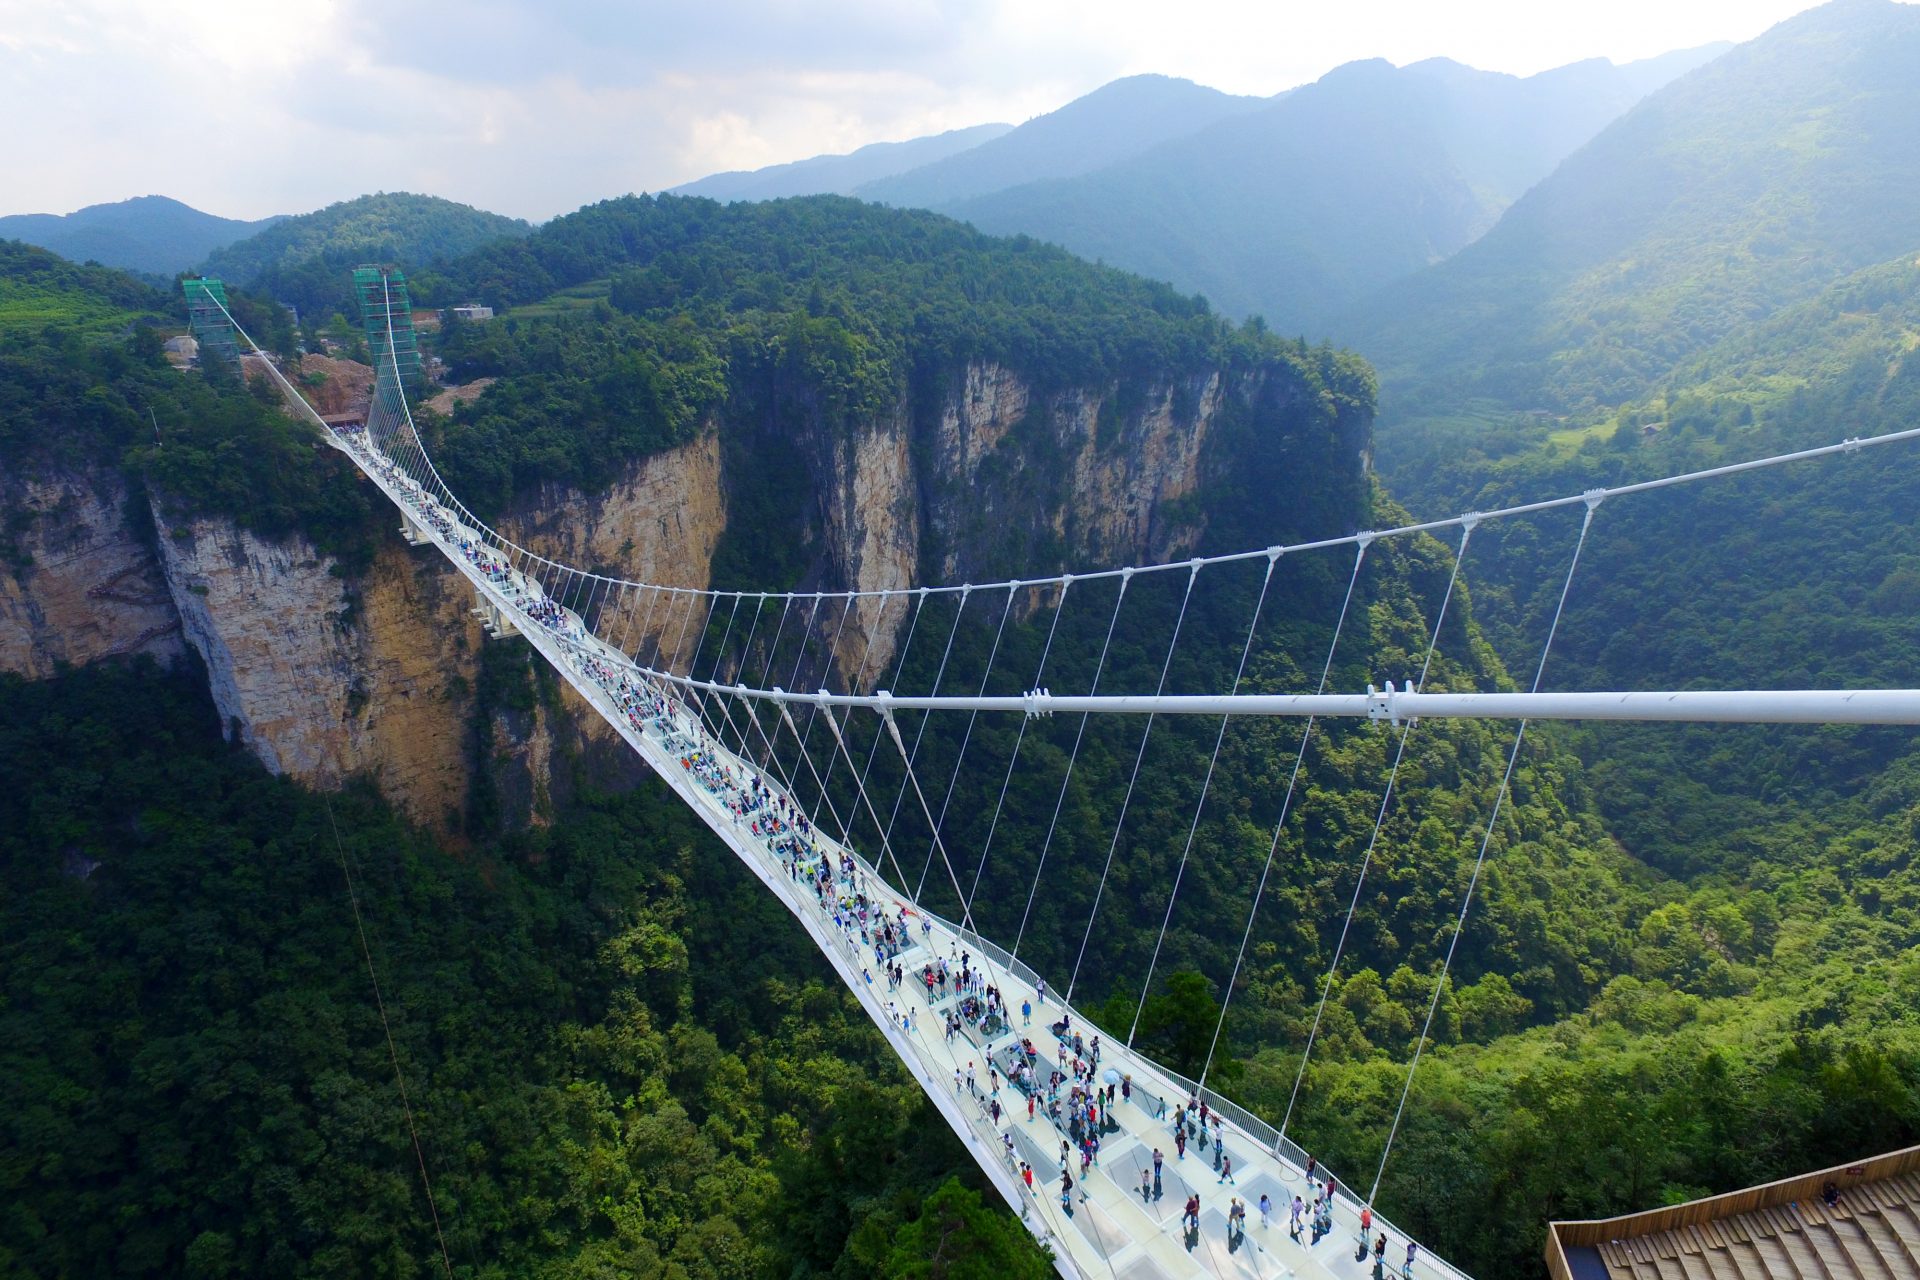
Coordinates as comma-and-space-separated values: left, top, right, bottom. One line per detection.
323, 422, 1473, 1280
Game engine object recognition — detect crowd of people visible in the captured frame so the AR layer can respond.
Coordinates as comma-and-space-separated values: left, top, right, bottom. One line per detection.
328, 421, 1431, 1280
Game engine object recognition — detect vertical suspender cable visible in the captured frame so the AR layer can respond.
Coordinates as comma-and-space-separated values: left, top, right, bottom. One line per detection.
843, 590, 926, 852
1367, 499, 1598, 1207
1124, 555, 1277, 1040
1011, 572, 1132, 963
1278, 525, 1472, 1141
964, 578, 1074, 913
878, 587, 972, 855
915, 582, 1019, 903
1069, 562, 1202, 1007
1196, 544, 1367, 1092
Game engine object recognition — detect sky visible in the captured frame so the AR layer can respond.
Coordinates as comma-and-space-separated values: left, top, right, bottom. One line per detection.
0, 0, 1837, 223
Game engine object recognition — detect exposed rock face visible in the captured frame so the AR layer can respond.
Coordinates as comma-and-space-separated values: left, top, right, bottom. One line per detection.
152, 510, 478, 823
504, 431, 727, 669
0, 470, 183, 676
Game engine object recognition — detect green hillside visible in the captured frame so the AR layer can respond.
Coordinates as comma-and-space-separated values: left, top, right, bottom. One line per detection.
0, 240, 173, 339
1345, 0, 1920, 418
0, 195, 279, 277
198, 192, 532, 322
6, 186, 1920, 1280
945, 49, 1721, 333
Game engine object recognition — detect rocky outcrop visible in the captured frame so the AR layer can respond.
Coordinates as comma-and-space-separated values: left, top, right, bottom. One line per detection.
0, 470, 183, 676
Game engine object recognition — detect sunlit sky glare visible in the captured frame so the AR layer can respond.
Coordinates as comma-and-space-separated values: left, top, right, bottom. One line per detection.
0, 0, 1846, 222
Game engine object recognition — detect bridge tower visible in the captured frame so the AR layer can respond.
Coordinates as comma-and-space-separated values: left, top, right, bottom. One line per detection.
352, 265, 423, 385
181, 277, 240, 365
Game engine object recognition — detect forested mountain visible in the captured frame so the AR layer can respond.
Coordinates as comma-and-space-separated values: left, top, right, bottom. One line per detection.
1343, 0, 1920, 418
670, 123, 1013, 201
198, 192, 532, 323
944, 48, 1725, 332
0, 195, 280, 276
853, 75, 1269, 209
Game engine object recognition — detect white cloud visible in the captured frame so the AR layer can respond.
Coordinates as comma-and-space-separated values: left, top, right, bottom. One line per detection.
0, 0, 1840, 222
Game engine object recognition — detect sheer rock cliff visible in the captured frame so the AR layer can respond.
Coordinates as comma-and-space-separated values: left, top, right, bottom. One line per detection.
0, 356, 1362, 832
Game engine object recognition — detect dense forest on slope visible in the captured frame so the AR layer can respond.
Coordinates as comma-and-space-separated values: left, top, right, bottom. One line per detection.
0, 660, 1049, 1279
0, 195, 280, 277
1307, 248, 1920, 1273
1344, 0, 1920, 419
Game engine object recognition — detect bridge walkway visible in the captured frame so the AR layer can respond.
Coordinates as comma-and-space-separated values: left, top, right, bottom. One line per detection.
324, 422, 1472, 1280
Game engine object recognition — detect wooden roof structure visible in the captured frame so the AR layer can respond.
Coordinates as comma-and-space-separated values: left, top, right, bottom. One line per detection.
1547, 1144, 1920, 1280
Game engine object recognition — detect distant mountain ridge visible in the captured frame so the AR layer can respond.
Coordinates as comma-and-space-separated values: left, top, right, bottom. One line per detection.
852, 74, 1269, 209
0, 195, 281, 276
671, 124, 1013, 201
944, 48, 1726, 333
667, 50, 1725, 335
1341, 0, 1920, 416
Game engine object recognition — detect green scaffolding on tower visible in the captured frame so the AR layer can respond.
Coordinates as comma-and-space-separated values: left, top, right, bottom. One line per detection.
181, 277, 240, 365
353, 265, 423, 386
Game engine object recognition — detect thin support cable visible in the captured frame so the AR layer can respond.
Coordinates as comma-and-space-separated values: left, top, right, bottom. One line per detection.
771, 699, 852, 846
637, 586, 665, 662
1124, 556, 1278, 1040
802, 591, 883, 821
776, 595, 827, 808
701, 604, 775, 767
1198, 542, 1370, 1093
915, 582, 1019, 903
720, 597, 770, 759
965, 579, 1074, 912
1279, 526, 1472, 1139
323, 800, 455, 1280
612, 584, 637, 656
666, 585, 704, 678
820, 703, 922, 898
1010, 574, 1131, 963
677, 592, 724, 740
879, 709, 1016, 1006
1069, 563, 1203, 1007
783, 598, 844, 809
843, 590, 926, 866
1368, 501, 1597, 1206
878, 587, 972, 855
748, 597, 796, 768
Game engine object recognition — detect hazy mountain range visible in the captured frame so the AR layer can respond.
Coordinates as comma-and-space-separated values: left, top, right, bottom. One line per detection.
671, 123, 1015, 202
0, 195, 282, 276
671, 48, 1728, 331
1339, 0, 1920, 417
